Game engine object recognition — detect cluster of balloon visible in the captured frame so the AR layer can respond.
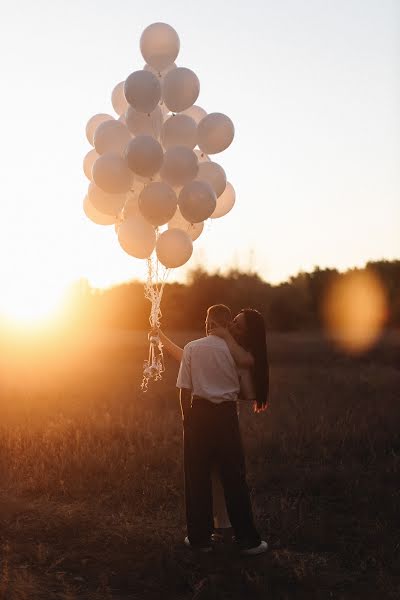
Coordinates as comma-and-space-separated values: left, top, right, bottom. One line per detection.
83, 22, 236, 388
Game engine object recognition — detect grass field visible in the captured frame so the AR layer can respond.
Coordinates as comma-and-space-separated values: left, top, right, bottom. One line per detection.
0, 328, 399, 599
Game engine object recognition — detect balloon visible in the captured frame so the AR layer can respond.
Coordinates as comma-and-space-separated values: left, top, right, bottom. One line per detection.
114, 188, 143, 233
140, 23, 180, 71
144, 62, 177, 79
181, 105, 207, 124
93, 119, 131, 155
168, 208, 204, 241
111, 81, 129, 116
125, 135, 163, 177
123, 190, 141, 218
83, 149, 99, 180
197, 112, 235, 154
83, 195, 116, 226
162, 68, 200, 113
210, 182, 236, 218
160, 102, 171, 119
125, 105, 163, 138
92, 153, 133, 194
118, 214, 156, 259
86, 113, 114, 146
179, 180, 216, 223
88, 182, 127, 216
194, 148, 210, 163
156, 228, 193, 268
124, 70, 161, 113
196, 161, 226, 198
162, 114, 197, 149
160, 146, 198, 186
138, 181, 177, 226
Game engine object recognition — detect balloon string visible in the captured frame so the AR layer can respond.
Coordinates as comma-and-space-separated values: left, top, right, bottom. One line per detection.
141, 240, 170, 391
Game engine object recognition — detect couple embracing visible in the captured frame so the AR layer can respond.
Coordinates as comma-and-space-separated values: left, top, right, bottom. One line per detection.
157, 304, 269, 555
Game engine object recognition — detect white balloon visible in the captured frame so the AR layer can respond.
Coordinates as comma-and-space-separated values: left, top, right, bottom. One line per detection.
160, 146, 198, 187
125, 135, 164, 178
168, 208, 204, 241
123, 190, 141, 218
118, 214, 156, 259
92, 153, 133, 194
93, 120, 131, 155
83, 195, 116, 226
112, 81, 129, 116
86, 113, 114, 146
162, 114, 197, 149
140, 23, 180, 71
138, 181, 177, 226
210, 182, 236, 218
144, 62, 177, 79
83, 149, 99, 180
162, 67, 200, 113
156, 228, 193, 268
196, 161, 226, 198
125, 105, 163, 138
88, 182, 127, 216
181, 105, 207, 124
124, 70, 161, 113
194, 148, 210, 163
197, 112, 235, 154
179, 180, 216, 223
160, 102, 171, 119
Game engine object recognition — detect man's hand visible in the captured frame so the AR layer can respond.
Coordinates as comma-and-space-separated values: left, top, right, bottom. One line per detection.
148, 327, 160, 342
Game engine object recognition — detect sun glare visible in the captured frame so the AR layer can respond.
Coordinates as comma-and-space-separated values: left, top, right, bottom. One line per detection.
0, 277, 66, 325
322, 270, 388, 354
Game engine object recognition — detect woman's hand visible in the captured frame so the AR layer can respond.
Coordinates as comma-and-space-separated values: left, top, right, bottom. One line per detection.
209, 326, 230, 339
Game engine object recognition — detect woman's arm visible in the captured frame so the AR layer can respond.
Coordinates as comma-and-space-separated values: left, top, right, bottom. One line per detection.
209, 327, 254, 368
157, 329, 184, 362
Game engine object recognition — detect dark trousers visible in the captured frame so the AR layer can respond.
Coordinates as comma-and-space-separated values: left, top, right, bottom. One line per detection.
180, 396, 261, 547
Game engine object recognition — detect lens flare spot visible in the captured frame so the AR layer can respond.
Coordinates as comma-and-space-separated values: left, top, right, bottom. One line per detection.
322, 270, 388, 354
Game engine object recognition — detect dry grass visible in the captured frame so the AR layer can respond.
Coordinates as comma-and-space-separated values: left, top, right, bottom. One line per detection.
0, 328, 399, 599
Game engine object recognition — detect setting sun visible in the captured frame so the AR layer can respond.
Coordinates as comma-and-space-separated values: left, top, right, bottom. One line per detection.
0, 273, 66, 325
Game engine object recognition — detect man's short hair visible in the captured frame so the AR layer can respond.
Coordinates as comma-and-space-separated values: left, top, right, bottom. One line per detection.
207, 304, 232, 328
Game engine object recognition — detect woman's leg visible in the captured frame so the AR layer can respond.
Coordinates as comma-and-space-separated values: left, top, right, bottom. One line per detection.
211, 466, 232, 529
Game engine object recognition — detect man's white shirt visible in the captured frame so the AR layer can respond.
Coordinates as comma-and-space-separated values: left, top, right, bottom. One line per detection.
176, 335, 240, 403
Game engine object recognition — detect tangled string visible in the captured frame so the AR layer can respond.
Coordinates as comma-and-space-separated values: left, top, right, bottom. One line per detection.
141, 251, 169, 391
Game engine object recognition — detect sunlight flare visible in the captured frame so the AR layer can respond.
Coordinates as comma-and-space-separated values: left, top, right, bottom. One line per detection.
322, 270, 388, 354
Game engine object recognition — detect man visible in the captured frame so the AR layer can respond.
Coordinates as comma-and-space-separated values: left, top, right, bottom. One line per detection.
176, 304, 268, 555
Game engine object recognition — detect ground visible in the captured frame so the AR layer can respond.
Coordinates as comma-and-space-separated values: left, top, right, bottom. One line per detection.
0, 329, 399, 599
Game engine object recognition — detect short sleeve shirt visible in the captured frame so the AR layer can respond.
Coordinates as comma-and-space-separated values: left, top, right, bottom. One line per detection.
176, 335, 240, 403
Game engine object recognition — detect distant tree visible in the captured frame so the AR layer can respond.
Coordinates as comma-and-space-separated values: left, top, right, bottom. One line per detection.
60, 260, 400, 331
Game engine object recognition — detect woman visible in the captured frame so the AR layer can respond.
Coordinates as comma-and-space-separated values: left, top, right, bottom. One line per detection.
210, 308, 269, 414
157, 307, 269, 541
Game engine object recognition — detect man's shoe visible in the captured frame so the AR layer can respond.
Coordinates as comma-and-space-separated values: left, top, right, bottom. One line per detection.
184, 536, 213, 553
240, 540, 268, 556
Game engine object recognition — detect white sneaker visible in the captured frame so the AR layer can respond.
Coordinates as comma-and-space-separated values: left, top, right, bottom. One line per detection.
184, 536, 213, 553
240, 540, 268, 556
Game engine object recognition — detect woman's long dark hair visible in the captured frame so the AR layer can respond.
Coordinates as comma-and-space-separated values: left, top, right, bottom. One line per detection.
240, 308, 269, 413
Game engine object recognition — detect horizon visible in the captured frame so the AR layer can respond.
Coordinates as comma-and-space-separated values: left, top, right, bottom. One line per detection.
0, 1, 399, 324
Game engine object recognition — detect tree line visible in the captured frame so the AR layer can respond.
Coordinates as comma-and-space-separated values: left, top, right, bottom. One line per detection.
65, 259, 400, 331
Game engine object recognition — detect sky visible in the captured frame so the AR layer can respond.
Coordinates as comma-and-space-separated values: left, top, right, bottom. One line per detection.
0, 0, 398, 319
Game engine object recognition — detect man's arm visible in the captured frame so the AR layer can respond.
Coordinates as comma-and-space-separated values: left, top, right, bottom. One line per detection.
177, 345, 193, 419
179, 387, 192, 419
176, 344, 193, 390
153, 329, 184, 362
